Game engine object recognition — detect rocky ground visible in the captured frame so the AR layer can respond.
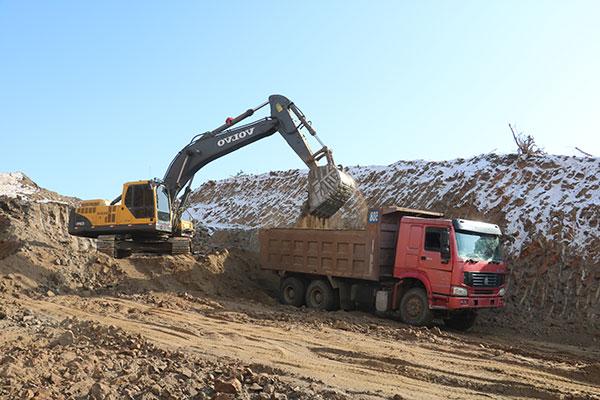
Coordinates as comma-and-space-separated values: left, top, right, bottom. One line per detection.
1, 261, 599, 400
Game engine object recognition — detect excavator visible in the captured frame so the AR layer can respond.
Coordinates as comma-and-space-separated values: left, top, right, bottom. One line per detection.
68, 94, 357, 258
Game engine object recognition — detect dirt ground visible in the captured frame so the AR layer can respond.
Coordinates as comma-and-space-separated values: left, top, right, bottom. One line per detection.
1, 250, 599, 400
1, 190, 599, 399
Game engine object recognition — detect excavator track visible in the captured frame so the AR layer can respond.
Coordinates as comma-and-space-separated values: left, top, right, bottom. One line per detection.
96, 235, 117, 257
168, 237, 192, 255
96, 235, 131, 258
95, 235, 191, 258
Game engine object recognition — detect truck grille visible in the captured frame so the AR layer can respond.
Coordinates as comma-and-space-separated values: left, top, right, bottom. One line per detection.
464, 272, 504, 288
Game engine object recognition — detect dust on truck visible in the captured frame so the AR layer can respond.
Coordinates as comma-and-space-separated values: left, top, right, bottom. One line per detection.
259, 206, 507, 330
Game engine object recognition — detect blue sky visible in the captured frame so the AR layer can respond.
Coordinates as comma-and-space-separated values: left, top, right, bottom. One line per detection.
1, 1, 598, 199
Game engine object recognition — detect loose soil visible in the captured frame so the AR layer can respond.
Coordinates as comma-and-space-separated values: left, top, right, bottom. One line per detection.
1, 250, 599, 399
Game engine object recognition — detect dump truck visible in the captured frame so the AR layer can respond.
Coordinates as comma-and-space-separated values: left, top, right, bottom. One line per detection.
69, 94, 357, 257
260, 206, 507, 330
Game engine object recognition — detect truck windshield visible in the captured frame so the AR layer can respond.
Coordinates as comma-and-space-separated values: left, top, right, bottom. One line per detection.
455, 231, 502, 262
156, 187, 170, 222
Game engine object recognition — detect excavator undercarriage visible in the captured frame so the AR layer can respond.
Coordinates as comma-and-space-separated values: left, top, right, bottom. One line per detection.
96, 235, 192, 258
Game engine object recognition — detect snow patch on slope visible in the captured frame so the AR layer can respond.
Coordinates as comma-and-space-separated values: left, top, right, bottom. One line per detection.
0, 172, 38, 199
188, 154, 600, 261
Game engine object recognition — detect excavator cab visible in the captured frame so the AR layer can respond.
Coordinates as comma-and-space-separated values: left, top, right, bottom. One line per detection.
68, 180, 193, 239
120, 181, 174, 233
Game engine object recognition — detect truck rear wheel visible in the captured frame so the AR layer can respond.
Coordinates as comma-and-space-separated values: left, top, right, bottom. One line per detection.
444, 310, 477, 331
280, 276, 306, 307
399, 287, 433, 326
305, 280, 336, 311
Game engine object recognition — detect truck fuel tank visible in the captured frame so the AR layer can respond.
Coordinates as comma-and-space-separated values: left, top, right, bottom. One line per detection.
375, 290, 390, 312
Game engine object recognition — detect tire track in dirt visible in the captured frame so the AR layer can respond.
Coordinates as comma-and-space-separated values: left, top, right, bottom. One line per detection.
20, 294, 600, 400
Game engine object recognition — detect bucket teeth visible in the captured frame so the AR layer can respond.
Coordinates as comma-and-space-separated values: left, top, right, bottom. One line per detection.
307, 164, 357, 218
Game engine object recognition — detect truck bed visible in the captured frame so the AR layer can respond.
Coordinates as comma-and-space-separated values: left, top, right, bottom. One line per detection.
259, 207, 445, 282
259, 228, 379, 281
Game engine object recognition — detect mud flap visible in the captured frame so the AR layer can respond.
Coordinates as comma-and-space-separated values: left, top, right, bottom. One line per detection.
307, 164, 357, 218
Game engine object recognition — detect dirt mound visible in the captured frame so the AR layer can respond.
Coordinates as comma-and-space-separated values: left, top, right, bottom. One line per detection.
1, 171, 599, 399
0, 172, 78, 204
108, 250, 277, 304
0, 196, 97, 293
0, 185, 278, 306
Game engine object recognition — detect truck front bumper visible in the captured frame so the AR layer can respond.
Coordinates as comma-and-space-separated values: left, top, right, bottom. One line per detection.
447, 295, 504, 309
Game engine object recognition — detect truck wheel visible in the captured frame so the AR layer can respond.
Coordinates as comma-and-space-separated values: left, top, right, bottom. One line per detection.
280, 277, 306, 307
305, 280, 336, 311
399, 287, 433, 326
444, 311, 477, 331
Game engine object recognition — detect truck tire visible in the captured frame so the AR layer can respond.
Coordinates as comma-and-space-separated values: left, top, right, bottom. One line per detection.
305, 280, 336, 311
444, 311, 477, 331
399, 287, 433, 326
280, 276, 306, 307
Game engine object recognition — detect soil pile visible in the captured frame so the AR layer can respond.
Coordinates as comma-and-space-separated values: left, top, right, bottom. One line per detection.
0, 173, 277, 302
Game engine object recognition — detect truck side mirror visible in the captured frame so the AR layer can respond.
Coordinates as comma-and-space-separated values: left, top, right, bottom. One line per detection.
441, 245, 450, 261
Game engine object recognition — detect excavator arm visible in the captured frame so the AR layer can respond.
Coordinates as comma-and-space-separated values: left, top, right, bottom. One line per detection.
163, 94, 356, 221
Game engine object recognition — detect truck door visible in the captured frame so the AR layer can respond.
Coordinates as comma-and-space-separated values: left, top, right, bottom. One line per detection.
420, 227, 452, 295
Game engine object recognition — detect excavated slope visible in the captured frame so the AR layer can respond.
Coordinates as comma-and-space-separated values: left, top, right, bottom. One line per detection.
189, 154, 600, 332
0, 172, 275, 301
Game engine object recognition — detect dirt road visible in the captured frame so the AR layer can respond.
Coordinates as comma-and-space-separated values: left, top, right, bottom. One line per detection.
1, 237, 598, 399
12, 289, 599, 400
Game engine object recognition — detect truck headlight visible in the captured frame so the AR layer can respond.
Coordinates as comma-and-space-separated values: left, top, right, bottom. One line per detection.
498, 287, 506, 296
451, 286, 468, 297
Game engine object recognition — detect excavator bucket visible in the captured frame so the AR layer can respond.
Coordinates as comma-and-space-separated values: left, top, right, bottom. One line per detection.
307, 164, 358, 218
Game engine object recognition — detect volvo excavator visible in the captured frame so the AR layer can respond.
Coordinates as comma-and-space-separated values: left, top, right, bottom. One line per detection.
68, 94, 357, 257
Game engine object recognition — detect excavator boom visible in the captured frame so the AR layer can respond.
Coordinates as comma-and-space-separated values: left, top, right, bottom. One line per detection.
163, 94, 356, 220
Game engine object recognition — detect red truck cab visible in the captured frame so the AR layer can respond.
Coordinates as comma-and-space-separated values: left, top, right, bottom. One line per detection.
392, 214, 506, 328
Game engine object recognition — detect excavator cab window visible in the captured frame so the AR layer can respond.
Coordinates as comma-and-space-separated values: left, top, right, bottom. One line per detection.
124, 184, 155, 219
156, 186, 170, 222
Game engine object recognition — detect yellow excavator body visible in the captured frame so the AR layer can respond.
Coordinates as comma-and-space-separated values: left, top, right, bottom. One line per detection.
69, 180, 194, 257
